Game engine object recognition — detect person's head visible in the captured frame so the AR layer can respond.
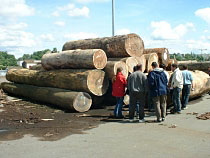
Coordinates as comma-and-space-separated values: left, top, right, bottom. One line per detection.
116, 67, 123, 74
159, 63, 166, 70
171, 64, 178, 72
136, 64, 142, 71
133, 65, 137, 72
151, 62, 158, 69
183, 65, 188, 70
208, 66, 210, 71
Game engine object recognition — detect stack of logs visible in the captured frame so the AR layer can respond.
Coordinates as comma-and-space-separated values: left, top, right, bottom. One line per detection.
1, 33, 210, 112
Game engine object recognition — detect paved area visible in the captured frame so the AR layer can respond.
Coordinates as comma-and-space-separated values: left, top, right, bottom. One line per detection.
0, 95, 210, 158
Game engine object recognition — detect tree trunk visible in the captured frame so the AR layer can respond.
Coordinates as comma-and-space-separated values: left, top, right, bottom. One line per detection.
104, 61, 128, 80
1, 82, 92, 112
144, 53, 159, 72
166, 59, 178, 71
178, 61, 210, 73
108, 57, 138, 73
123, 94, 129, 106
6, 69, 109, 96
41, 49, 107, 70
178, 60, 197, 64
135, 55, 146, 72
29, 64, 45, 71
62, 34, 144, 58
144, 48, 169, 66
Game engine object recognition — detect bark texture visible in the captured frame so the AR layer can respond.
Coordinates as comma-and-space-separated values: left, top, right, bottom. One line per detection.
144, 48, 169, 66
62, 34, 144, 58
104, 61, 128, 80
178, 61, 210, 73
1, 82, 92, 112
41, 49, 107, 70
144, 53, 159, 72
6, 69, 109, 96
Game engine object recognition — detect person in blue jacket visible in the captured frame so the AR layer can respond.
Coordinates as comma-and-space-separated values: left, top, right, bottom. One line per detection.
148, 62, 168, 122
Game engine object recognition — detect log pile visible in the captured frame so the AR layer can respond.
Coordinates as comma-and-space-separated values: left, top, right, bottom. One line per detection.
2, 33, 210, 112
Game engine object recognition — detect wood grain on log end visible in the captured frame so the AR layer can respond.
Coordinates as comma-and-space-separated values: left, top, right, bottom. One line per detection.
135, 55, 146, 72
93, 49, 107, 69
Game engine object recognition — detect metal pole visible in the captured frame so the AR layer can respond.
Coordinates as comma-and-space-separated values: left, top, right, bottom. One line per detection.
112, 0, 115, 36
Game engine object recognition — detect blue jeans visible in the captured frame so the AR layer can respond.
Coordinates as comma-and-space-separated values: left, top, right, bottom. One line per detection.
182, 85, 191, 108
172, 87, 181, 112
114, 97, 124, 117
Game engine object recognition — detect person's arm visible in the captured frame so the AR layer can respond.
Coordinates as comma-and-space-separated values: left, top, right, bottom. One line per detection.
190, 72, 194, 88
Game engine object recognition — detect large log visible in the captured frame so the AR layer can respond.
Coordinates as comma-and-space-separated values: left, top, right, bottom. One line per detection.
178, 60, 197, 64
144, 53, 159, 72
144, 48, 169, 66
135, 55, 146, 72
1, 82, 92, 112
6, 69, 109, 96
29, 64, 45, 71
104, 61, 128, 80
62, 34, 144, 58
178, 61, 210, 73
166, 59, 178, 71
41, 49, 107, 70
108, 57, 138, 73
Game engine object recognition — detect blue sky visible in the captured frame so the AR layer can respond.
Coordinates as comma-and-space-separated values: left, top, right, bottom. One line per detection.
0, 0, 210, 58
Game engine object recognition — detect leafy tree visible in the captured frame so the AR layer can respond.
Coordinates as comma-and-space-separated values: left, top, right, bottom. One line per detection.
0, 51, 17, 68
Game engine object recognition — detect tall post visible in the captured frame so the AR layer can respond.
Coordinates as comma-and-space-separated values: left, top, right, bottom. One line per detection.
112, 0, 115, 36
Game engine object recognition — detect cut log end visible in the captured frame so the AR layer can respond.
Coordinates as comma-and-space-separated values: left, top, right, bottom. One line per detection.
93, 49, 107, 69
125, 34, 144, 57
87, 70, 109, 96
114, 61, 128, 79
73, 92, 92, 112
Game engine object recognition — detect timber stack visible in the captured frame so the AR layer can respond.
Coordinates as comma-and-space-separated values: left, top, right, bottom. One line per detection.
2, 33, 210, 112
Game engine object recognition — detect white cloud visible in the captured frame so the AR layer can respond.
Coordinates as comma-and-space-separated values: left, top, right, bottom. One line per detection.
116, 28, 131, 35
52, 3, 89, 18
186, 40, 210, 50
64, 32, 98, 40
54, 21, 65, 27
204, 30, 209, 33
39, 34, 55, 42
0, 0, 35, 18
195, 8, 210, 23
151, 21, 195, 40
74, 0, 109, 3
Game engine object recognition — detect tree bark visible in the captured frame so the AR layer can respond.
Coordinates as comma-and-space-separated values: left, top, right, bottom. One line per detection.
62, 34, 144, 58
144, 53, 159, 72
108, 57, 138, 73
178, 61, 210, 73
41, 49, 107, 70
6, 69, 109, 96
1, 82, 92, 112
144, 48, 169, 66
104, 61, 128, 80
135, 55, 146, 72
29, 64, 45, 71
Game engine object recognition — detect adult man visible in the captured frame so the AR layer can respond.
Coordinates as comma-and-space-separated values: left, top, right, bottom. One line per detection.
128, 64, 147, 122
170, 64, 183, 114
181, 65, 193, 110
148, 62, 168, 122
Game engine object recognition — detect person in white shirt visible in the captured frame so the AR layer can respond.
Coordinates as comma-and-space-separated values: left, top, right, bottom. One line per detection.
170, 64, 183, 114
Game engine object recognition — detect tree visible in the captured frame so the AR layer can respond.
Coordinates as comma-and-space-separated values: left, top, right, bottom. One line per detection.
0, 51, 17, 69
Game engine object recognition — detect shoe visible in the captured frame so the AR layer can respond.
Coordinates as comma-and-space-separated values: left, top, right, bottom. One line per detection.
139, 119, 145, 123
157, 119, 162, 122
182, 107, 188, 110
162, 118, 166, 121
176, 111, 181, 114
116, 115, 124, 119
136, 116, 139, 119
129, 119, 134, 122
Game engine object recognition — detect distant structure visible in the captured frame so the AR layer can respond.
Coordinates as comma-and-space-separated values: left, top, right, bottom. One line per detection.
22, 60, 41, 69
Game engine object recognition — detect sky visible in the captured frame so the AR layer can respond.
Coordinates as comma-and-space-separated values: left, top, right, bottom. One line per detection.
0, 0, 210, 58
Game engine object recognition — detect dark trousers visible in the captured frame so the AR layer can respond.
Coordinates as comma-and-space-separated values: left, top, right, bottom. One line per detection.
129, 92, 145, 120
172, 87, 181, 112
182, 85, 191, 108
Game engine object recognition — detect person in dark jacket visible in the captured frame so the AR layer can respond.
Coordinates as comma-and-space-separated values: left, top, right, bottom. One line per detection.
128, 64, 148, 122
112, 67, 127, 118
148, 62, 168, 122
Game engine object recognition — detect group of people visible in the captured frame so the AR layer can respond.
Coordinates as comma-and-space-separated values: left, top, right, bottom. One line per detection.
112, 62, 194, 123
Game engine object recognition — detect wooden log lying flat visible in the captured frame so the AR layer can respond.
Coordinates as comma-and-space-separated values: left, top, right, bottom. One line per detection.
62, 34, 144, 58
144, 53, 159, 72
6, 69, 109, 96
144, 48, 169, 66
109, 57, 138, 73
166, 59, 178, 71
178, 61, 210, 73
29, 64, 45, 71
41, 49, 107, 70
1, 82, 92, 112
177, 60, 197, 64
135, 55, 146, 72
104, 61, 128, 80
